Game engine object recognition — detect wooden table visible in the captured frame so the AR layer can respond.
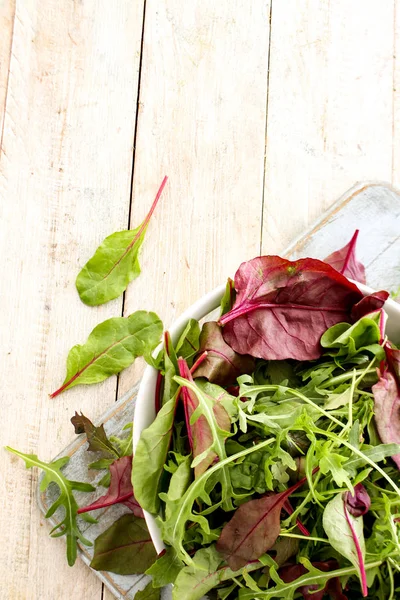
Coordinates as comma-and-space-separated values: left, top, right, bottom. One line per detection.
1, 1, 399, 598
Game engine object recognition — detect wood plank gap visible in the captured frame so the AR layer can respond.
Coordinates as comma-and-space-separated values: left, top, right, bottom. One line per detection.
0, 0, 17, 154
259, 0, 273, 255
115, 0, 147, 404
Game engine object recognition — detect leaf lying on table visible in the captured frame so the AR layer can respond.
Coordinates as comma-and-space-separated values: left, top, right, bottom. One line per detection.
50, 310, 163, 397
78, 455, 143, 517
6, 447, 94, 566
71, 412, 120, 457
324, 229, 366, 283
216, 474, 311, 570
219, 256, 363, 361
135, 582, 160, 600
76, 176, 167, 306
192, 321, 255, 386
90, 513, 157, 575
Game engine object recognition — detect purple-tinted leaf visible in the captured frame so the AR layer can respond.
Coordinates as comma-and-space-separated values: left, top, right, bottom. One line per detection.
192, 321, 255, 386
386, 344, 400, 380
78, 456, 144, 517
216, 475, 310, 570
70, 412, 119, 458
283, 499, 310, 536
372, 368, 400, 469
351, 291, 389, 322
343, 501, 368, 596
279, 561, 347, 600
345, 483, 371, 517
324, 230, 366, 283
178, 358, 230, 478
219, 256, 362, 361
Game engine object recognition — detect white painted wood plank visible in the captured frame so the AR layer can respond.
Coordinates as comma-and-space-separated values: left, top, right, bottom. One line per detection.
119, 0, 271, 397
262, 0, 394, 254
0, 0, 15, 138
0, 1, 144, 598
393, 0, 400, 190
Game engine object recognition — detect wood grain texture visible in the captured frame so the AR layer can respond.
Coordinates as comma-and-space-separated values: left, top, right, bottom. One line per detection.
0, 0, 15, 140
118, 0, 271, 397
0, 1, 144, 598
393, 0, 400, 188
262, 0, 395, 254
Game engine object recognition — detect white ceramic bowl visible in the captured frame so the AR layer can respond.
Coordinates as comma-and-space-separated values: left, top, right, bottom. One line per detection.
133, 281, 400, 553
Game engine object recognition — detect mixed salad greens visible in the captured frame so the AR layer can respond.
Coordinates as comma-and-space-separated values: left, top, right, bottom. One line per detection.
6, 213, 400, 600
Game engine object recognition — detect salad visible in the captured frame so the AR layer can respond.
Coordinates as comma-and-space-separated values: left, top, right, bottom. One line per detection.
7, 221, 400, 600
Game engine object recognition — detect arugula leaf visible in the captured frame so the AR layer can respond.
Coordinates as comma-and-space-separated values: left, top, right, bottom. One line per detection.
192, 321, 255, 386
6, 447, 94, 566
135, 582, 160, 600
78, 456, 143, 517
145, 547, 183, 587
216, 475, 311, 570
324, 229, 366, 283
372, 368, 400, 469
279, 560, 347, 600
90, 514, 157, 575
70, 412, 119, 457
219, 256, 363, 361
318, 441, 353, 490
76, 177, 167, 305
322, 493, 367, 595
132, 394, 178, 514
177, 359, 231, 477
50, 311, 162, 397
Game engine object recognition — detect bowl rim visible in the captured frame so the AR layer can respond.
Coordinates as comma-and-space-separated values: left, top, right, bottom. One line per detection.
133, 279, 400, 553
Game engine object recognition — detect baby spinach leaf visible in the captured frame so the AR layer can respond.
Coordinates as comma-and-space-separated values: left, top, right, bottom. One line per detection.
219, 256, 363, 361
90, 513, 157, 575
372, 368, 400, 469
76, 177, 167, 305
145, 547, 183, 587
216, 475, 311, 570
135, 582, 160, 600
50, 311, 162, 397
192, 321, 255, 386
6, 447, 94, 566
175, 318, 201, 363
324, 229, 366, 283
320, 311, 384, 362
220, 277, 236, 316
78, 456, 143, 517
322, 493, 367, 595
132, 394, 178, 514
70, 412, 120, 458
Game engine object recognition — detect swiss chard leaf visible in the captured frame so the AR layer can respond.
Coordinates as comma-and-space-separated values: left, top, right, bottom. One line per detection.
90, 513, 157, 575
322, 493, 367, 595
219, 256, 362, 361
70, 412, 119, 458
324, 229, 366, 283
50, 311, 162, 397
6, 447, 94, 566
372, 368, 400, 469
192, 321, 255, 386
76, 177, 167, 306
351, 290, 389, 322
78, 456, 143, 517
216, 475, 311, 570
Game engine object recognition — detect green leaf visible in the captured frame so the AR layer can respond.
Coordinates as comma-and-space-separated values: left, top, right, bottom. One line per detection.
50, 311, 163, 397
109, 423, 133, 456
319, 441, 353, 490
323, 493, 366, 592
320, 312, 384, 362
70, 412, 119, 457
145, 547, 183, 587
175, 318, 201, 362
345, 443, 400, 471
76, 177, 167, 306
135, 582, 160, 600
132, 395, 178, 514
6, 447, 94, 566
220, 278, 236, 316
162, 332, 179, 406
90, 514, 157, 575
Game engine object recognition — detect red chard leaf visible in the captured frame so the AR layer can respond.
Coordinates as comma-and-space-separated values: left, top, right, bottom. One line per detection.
78, 455, 144, 517
178, 358, 230, 477
372, 366, 400, 469
279, 560, 347, 600
192, 321, 255, 386
351, 291, 389, 322
216, 474, 310, 570
344, 483, 371, 518
219, 256, 362, 361
324, 230, 366, 283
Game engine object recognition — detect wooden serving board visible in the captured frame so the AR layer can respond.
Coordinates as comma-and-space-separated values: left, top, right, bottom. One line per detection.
38, 182, 400, 599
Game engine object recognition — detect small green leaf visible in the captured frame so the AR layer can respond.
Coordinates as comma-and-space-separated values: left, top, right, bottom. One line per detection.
90, 514, 157, 575
319, 442, 353, 490
175, 318, 201, 362
6, 447, 94, 566
220, 278, 235, 316
50, 311, 163, 397
135, 582, 160, 600
76, 177, 167, 306
71, 412, 119, 457
145, 547, 183, 587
